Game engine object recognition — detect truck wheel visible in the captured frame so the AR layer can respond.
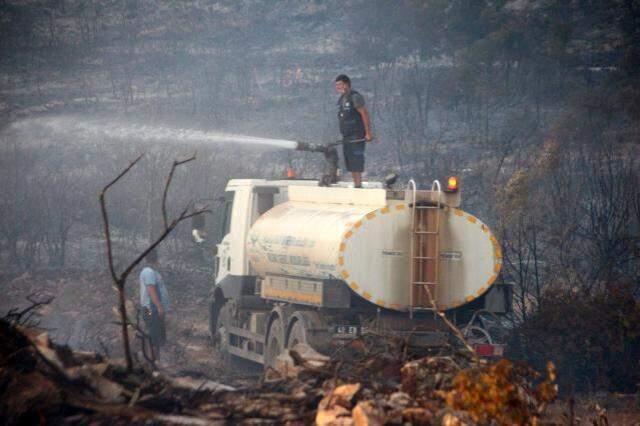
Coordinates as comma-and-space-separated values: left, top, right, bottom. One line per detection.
265, 316, 285, 370
208, 299, 219, 342
462, 325, 493, 346
214, 303, 233, 366
287, 319, 307, 348
287, 311, 331, 354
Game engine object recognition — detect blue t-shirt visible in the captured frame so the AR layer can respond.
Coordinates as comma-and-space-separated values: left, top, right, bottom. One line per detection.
139, 266, 170, 311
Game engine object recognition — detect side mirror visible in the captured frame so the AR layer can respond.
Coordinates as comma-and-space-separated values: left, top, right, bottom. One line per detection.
192, 228, 206, 243
192, 213, 207, 243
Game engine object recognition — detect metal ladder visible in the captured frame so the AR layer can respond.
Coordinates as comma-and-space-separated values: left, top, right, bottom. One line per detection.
408, 179, 442, 318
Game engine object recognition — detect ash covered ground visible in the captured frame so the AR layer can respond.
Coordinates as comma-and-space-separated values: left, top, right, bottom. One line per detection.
2, 269, 639, 425
0, 267, 259, 385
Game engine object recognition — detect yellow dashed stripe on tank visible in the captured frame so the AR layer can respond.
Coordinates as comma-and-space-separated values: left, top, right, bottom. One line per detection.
414, 207, 504, 310
339, 202, 409, 310
486, 274, 498, 287
435, 209, 505, 310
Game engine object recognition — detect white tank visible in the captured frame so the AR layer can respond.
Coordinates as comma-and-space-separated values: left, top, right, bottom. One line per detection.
246, 186, 502, 311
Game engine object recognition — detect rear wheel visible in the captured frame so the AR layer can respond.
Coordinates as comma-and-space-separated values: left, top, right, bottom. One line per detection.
287, 319, 307, 348
463, 325, 493, 346
287, 311, 331, 355
264, 316, 285, 370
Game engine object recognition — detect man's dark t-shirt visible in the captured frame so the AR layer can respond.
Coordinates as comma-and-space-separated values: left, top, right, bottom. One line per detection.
338, 90, 367, 172
338, 90, 366, 139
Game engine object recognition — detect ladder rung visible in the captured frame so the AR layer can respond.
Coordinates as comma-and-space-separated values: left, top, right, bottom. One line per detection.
409, 183, 441, 312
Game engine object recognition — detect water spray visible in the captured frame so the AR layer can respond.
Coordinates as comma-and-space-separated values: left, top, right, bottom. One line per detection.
9, 116, 300, 150
9, 115, 367, 185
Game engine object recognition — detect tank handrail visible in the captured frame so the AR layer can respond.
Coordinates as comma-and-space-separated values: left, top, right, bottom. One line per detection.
431, 180, 442, 209
407, 179, 417, 315
407, 179, 417, 205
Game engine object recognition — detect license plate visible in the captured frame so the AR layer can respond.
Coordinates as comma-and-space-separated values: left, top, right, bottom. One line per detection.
334, 325, 360, 336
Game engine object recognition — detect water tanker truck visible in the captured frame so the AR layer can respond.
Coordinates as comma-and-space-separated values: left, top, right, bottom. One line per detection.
195, 143, 511, 368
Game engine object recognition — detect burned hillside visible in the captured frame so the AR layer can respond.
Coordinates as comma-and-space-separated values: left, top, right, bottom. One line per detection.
1, 0, 640, 424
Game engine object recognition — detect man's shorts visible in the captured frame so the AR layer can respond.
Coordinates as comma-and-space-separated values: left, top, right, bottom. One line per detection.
343, 140, 366, 172
143, 305, 166, 348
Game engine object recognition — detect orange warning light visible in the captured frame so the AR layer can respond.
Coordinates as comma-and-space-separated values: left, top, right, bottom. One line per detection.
446, 176, 459, 192
286, 168, 296, 179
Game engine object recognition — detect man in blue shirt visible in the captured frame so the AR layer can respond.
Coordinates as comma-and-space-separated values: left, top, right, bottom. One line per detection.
139, 250, 170, 360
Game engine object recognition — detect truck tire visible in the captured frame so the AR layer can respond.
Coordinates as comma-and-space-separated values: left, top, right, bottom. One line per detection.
287, 319, 307, 348
208, 300, 219, 342
214, 303, 233, 367
286, 311, 331, 354
208, 291, 225, 343
264, 316, 285, 370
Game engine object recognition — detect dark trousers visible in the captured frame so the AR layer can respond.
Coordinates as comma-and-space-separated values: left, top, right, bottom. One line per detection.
143, 305, 166, 357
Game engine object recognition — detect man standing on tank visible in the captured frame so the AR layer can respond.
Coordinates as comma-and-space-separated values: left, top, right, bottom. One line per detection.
335, 74, 372, 188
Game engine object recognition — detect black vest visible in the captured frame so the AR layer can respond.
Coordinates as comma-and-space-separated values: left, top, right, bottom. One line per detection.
338, 90, 365, 138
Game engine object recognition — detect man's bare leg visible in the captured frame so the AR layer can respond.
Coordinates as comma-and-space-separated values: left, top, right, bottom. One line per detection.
352, 172, 362, 188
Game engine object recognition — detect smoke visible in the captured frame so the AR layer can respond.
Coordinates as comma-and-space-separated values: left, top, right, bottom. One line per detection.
8, 116, 299, 150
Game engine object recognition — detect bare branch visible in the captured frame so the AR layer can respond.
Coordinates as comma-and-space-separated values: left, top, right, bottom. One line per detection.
100, 154, 144, 283
162, 153, 197, 229
119, 206, 209, 282
99, 152, 205, 372
3, 293, 55, 326
101, 154, 145, 195
424, 285, 479, 363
